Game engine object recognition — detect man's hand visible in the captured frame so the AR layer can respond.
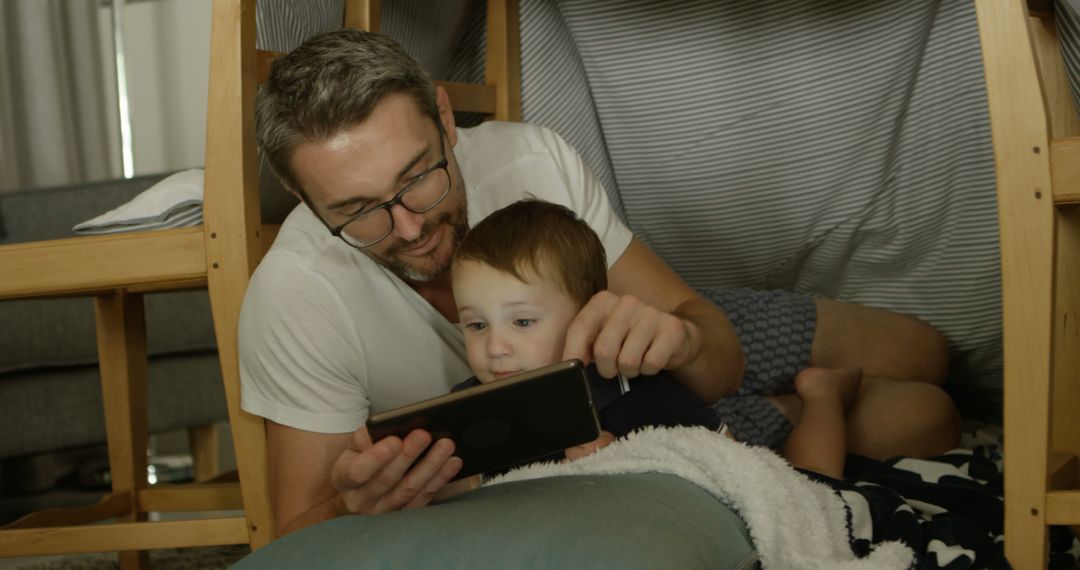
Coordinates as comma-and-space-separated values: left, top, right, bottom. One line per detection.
562, 291, 700, 379
330, 428, 463, 515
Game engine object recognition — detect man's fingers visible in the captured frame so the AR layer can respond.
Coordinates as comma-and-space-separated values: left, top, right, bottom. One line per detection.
368, 429, 440, 491
402, 456, 463, 510
334, 435, 401, 493
591, 295, 648, 378
373, 437, 457, 513
334, 429, 431, 513
565, 291, 694, 379
639, 315, 687, 376
366, 430, 427, 487
616, 305, 663, 378
562, 293, 615, 364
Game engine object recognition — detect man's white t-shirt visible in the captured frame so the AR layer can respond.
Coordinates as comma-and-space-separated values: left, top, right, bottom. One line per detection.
239, 121, 632, 434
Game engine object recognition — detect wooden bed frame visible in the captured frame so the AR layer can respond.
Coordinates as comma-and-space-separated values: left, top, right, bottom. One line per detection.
0, 1, 1074, 567
975, 1, 1080, 567
0, 0, 519, 567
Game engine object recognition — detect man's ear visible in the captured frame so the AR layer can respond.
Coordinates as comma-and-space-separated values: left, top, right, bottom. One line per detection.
436, 85, 457, 147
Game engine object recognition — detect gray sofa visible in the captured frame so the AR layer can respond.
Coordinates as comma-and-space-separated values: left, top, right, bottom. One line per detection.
0, 175, 227, 494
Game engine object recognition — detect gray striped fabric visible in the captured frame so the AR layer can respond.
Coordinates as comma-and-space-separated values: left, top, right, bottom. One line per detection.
520, 1, 1004, 402
1060, 0, 1080, 114
256, 1, 1080, 412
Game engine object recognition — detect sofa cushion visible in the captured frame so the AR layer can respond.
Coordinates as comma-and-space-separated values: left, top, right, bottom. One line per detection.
0, 174, 171, 243
0, 291, 217, 375
0, 351, 226, 458
233, 473, 757, 570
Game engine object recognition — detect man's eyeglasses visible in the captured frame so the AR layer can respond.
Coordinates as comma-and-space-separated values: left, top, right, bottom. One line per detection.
314, 131, 452, 249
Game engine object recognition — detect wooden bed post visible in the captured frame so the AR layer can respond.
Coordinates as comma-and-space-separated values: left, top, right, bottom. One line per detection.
974, 1, 1080, 567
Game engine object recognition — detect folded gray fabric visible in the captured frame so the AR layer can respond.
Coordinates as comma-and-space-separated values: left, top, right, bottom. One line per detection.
72, 168, 203, 235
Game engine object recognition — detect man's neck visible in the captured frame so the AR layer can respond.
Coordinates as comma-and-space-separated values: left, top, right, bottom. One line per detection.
407, 272, 458, 323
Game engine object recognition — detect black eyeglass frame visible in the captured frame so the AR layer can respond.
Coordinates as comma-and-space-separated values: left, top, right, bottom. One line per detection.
305, 125, 452, 250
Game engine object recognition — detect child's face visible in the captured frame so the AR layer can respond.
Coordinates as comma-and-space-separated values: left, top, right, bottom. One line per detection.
453, 260, 580, 384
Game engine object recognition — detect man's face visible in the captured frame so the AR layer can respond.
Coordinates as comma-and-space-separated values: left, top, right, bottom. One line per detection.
290, 92, 468, 281
453, 260, 580, 384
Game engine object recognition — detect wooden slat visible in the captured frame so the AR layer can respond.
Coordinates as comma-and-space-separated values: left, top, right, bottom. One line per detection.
138, 483, 243, 513
344, 0, 379, 32
437, 81, 497, 115
1028, 15, 1080, 138
125, 278, 207, 295
255, 50, 280, 85
95, 290, 150, 568
1050, 453, 1078, 490
974, 1, 1056, 567
205, 0, 274, 549
0, 228, 206, 299
1051, 138, 1080, 204
0, 518, 248, 557
188, 424, 220, 483
0, 224, 277, 300
1047, 490, 1080, 524
258, 224, 280, 253
485, 0, 522, 121
0, 494, 131, 531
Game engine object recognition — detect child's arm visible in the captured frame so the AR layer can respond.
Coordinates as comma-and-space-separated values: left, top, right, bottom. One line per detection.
564, 431, 616, 461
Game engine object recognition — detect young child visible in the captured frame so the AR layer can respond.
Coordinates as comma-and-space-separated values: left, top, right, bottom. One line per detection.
448, 199, 861, 482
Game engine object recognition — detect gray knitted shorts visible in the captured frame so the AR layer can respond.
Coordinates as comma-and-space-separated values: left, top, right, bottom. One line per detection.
696, 287, 817, 450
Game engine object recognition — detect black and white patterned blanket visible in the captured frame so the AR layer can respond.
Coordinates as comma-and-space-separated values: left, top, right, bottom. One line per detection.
485, 426, 1079, 569
816, 446, 1078, 569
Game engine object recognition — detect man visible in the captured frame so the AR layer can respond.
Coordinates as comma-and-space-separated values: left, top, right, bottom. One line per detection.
241, 29, 959, 536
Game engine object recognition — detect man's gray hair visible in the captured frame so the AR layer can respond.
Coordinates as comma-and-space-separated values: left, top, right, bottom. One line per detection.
255, 29, 440, 196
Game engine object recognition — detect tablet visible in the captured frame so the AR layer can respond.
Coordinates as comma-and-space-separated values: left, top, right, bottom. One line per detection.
366, 360, 601, 480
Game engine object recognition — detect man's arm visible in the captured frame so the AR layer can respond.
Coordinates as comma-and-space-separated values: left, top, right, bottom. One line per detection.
267, 421, 462, 537
563, 238, 744, 403
267, 423, 351, 536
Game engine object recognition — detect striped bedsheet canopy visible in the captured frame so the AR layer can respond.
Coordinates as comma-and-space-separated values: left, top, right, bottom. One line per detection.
256, 0, 1080, 419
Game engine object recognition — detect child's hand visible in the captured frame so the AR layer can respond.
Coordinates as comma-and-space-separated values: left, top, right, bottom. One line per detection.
564, 431, 616, 461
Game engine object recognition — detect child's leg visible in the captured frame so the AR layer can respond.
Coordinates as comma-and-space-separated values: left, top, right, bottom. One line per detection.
783, 367, 861, 479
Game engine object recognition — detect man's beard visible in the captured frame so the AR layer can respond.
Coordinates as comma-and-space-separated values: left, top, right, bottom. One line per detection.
366, 200, 468, 282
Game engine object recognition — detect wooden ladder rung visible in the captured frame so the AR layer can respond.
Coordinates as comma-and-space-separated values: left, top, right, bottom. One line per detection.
0, 494, 131, 531
137, 482, 243, 513
1051, 137, 1080, 205
1047, 490, 1080, 524
0, 228, 207, 299
0, 518, 249, 558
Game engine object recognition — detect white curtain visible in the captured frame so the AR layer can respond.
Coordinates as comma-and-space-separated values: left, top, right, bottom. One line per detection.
0, 0, 116, 193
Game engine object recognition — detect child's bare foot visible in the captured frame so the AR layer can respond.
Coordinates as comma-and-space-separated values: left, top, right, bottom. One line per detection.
793, 367, 862, 412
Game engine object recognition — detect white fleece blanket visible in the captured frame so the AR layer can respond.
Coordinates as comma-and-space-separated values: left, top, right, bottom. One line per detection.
484, 426, 913, 570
